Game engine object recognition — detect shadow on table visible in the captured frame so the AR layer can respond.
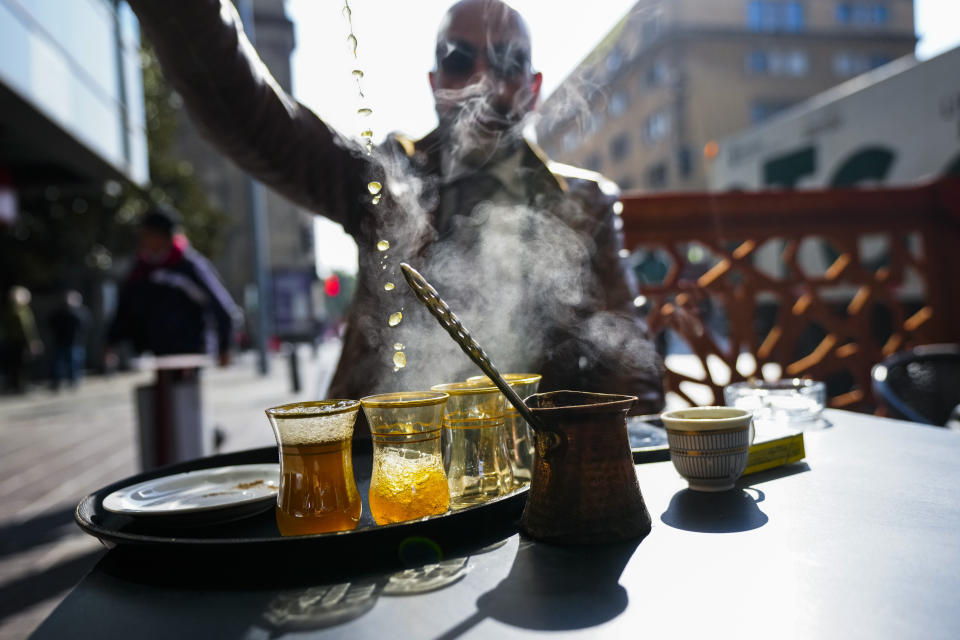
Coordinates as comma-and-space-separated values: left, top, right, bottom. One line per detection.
33, 539, 496, 638
660, 488, 768, 533
434, 537, 638, 638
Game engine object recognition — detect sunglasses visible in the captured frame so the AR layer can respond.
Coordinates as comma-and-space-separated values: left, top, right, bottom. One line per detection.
437, 40, 531, 80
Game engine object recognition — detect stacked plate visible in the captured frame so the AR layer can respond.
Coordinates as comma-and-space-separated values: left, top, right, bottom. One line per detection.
102, 464, 280, 527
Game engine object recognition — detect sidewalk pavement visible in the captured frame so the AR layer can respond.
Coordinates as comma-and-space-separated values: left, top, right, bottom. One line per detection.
0, 341, 341, 639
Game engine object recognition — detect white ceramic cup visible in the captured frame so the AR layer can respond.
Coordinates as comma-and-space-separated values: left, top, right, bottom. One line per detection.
660, 406, 755, 492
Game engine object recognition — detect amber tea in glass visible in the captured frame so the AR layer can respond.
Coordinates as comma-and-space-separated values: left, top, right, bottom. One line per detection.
360, 391, 450, 524
265, 400, 362, 536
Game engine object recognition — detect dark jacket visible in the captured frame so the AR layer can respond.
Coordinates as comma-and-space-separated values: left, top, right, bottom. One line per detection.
128, 0, 665, 412
109, 243, 239, 358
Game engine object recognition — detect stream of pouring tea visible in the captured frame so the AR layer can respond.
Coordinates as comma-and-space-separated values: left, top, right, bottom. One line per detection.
343, 1, 405, 371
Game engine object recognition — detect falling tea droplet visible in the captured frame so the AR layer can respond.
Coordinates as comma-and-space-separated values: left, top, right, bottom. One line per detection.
393, 351, 407, 369
377, 239, 390, 251
346, 34, 358, 57
352, 69, 364, 79
367, 181, 382, 195
384, 282, 395, 291
394, 342, 404, 350
371, 193, 382, 205
360, 129, 373, 138
357, 107, 372, 117
388, 312, 402, 327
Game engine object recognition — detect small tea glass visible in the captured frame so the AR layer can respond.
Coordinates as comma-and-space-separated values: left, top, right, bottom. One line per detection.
724, 378, 827, 430
430, 381, 513, 509
467, 373, 541, 486
360, 391, 451, 524
265, 400, 362, 536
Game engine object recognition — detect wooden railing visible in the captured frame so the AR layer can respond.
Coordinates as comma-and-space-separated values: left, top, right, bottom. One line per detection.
619, 179, 960, 412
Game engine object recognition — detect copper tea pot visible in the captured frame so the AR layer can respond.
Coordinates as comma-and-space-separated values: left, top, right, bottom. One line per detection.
521, 390, 651, 544
400, 264, 652, 545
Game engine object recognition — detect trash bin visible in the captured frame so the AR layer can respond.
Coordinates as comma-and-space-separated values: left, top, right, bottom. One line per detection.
134, 354, 211, 470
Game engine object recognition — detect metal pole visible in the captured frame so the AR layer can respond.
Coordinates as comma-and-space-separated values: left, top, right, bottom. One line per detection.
237, 0, 271, 375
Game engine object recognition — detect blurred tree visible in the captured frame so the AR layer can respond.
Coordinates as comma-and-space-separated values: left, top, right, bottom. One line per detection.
137, 42, 227, 258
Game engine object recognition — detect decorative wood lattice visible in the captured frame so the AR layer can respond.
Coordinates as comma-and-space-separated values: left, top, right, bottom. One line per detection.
619, 179, 960, 412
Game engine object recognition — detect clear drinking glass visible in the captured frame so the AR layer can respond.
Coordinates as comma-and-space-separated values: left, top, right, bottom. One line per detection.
265, 400, 362, 536
466, 373, 541, 486
724, 378, 827, 429
430, 381, 513, 509
360, 391, 451, 524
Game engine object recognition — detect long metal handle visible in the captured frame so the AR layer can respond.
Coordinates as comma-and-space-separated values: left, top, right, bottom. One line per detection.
399, 263, 545, 432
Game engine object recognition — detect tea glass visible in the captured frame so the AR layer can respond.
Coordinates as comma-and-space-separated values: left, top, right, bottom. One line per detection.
360, 391, 451, 524
466, 373, 542, 486
430, 381, 513, 509
661, 406, 755, 492
265, 400, 362, 535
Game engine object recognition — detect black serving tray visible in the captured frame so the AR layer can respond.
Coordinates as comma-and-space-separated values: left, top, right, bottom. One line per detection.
76, 442, 528, 575
77, 433, 670, 581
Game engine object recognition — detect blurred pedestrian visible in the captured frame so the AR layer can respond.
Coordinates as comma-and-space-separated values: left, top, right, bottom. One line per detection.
48, 290, 91, 390
0, 285, 43, 393
107, 205, 241, 367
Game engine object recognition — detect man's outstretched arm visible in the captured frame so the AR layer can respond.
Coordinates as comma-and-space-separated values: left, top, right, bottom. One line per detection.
128, 0, 370, 234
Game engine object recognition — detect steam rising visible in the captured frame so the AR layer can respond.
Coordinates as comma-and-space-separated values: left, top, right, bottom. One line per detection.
341, 0, 660, 398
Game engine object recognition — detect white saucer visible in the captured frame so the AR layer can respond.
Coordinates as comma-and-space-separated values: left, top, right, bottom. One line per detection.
103, 464, 280, 524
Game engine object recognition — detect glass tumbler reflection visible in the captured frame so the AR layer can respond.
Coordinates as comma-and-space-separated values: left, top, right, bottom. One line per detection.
360, 391, 451, 524
265, 400, 362, 536
430, 381, 513, 509
467, 373, 541, 485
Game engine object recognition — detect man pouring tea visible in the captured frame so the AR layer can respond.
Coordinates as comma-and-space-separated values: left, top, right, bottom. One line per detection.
127, 0, 665, 413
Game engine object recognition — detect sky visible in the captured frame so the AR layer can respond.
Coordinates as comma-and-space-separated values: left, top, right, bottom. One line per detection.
288, 0, 960, 274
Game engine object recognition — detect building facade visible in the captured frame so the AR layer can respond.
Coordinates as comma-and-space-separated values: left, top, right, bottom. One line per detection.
0, 0, 147, 198
535, 0, 916, 193
169, 0, 317, 340
0, 0, 149, 371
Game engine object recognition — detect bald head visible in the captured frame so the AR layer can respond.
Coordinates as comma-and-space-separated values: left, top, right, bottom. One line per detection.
429, 0, 542, 166
435, 0, 532, 66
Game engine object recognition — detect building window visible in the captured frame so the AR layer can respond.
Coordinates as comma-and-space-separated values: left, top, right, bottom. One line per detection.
609, 132, 631, 161
643, 109, 671, 144
646, 163, 668, 189
833, 51, 891, 77
585, 153, 603, 172
750, 100, 795, 123
746, 50, 809, 76
645, 59, 670, 87
618, 176, 637, 190
836, 3, 889, 27
747, 1, 805, 32
609, 91, 628, 117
